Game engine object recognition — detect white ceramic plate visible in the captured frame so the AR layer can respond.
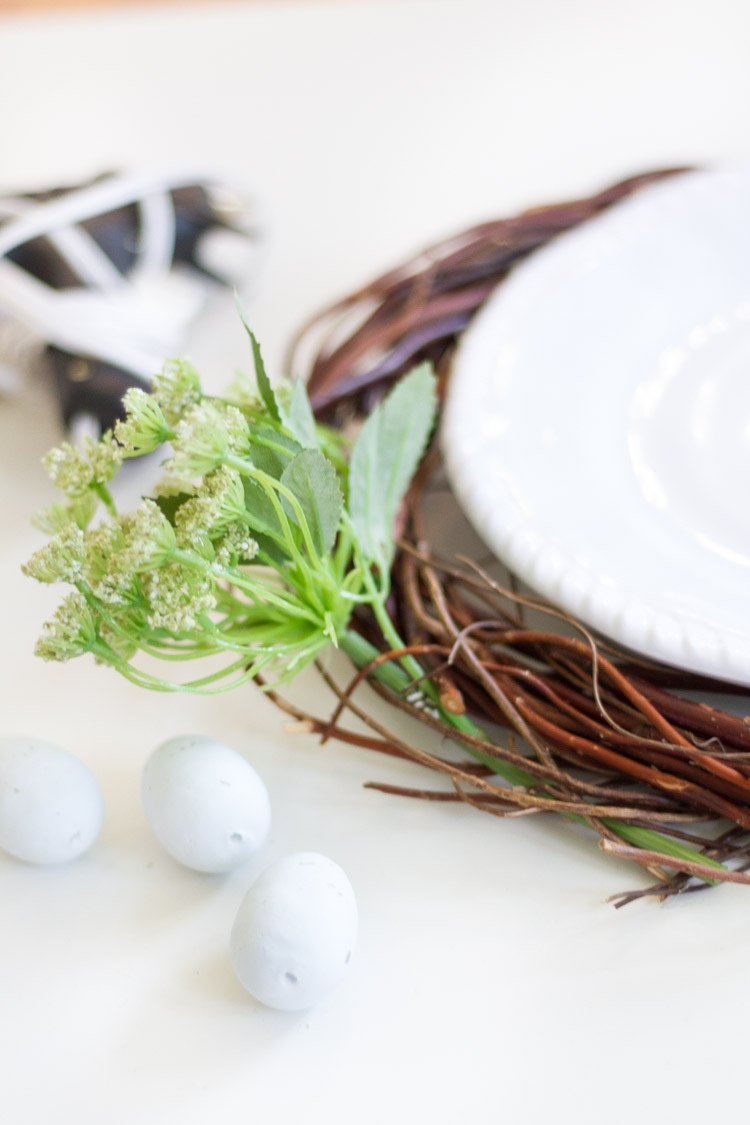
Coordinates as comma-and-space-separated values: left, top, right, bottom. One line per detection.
442, 167, 750, 685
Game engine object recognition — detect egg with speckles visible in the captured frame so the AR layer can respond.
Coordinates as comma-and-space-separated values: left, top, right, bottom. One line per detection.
142, 735, 271, 873
0, 736, 104, 864
230, 851, 358, 1011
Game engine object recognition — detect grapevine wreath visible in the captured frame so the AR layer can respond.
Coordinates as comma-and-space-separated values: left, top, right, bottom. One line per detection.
25, 168, 750, 905
285, 167, 750, 905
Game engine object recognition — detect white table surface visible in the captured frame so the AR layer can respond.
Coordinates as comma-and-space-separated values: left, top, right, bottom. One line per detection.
1, 2, 750, 1122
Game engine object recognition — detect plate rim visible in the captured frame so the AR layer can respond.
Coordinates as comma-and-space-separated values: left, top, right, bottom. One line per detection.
441, 166, 750, 686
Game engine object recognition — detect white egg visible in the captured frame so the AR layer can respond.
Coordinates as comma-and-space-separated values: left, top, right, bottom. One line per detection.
230, 851, 357, 1011
0, 736, 104, 865
142, 734, 271, 873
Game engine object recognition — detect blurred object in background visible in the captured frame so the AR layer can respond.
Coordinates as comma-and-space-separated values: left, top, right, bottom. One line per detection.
2, 1, 203, 15
0, 169, 262, 437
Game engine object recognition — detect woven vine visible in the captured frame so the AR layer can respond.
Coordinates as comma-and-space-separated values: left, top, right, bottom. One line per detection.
276, 168, 750, 904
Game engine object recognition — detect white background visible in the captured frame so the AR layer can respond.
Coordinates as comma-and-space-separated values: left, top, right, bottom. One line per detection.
1, 2, 750, 1122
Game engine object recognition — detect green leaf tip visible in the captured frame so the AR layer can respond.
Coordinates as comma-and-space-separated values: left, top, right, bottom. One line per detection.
348, 362, 438, 569
285, 376, 319, 449
234, 290, 282, 424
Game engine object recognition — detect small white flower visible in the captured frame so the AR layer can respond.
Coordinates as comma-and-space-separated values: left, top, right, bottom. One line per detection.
22, 525, 85, 584
43, 432, 123, 497
221, 404, 252, 455
174, 466, 247, 545
169, 402, 249, 481
115, 389, 172, 457
142, 562, 217, 634
119, 500, 177, 571
152, 358, 202, 426
84, 523, 140, 607
214, 523, 259, 568
35, 592, 98, 662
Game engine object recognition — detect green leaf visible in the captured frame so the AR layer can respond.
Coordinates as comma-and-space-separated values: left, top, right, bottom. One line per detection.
247, 426, 301, 480
249, 531, 288, 567
285, 377, 319, 449
234, 294, 282, 424
151, 491, 194, 525
348, 363, 437, 567
280, 448, 343, 556
348, 404, 383, 564
241, 478, 287, 547
604, 820, 725, 883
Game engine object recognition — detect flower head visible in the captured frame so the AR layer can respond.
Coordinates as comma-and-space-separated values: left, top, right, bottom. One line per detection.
115, 388, 172, 457
174, 466, 247, 545
169, 402, 249, 481
119, 500, 177, 571
43, 432, 122, 497
141, 562, 217, 634
214, 522, 259, 568
152, 358, 202, 426
83, 523, 141, 607
22, 524, 85, 584
35, 592, 98, 662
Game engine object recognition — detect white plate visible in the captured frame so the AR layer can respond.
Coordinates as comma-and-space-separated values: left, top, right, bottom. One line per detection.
442, 167, 750, 685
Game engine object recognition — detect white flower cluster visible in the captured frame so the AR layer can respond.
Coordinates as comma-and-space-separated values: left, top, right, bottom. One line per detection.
151, 358, 202, 426
114, 388, 173, 457
34, 592, 97, 662
141, 563, 217, 634
25, 335, 356, 690
174, 466, 248, 545
170, 402, 249, 480
214, 524, 259, 568
43, 433, 123, 497
83, 523, 140, 608
23, 524, 85, 584
119, 500, 178, 571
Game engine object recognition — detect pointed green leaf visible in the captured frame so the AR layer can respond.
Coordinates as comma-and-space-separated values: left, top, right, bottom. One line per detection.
241, 477, 287, 547
247, 425, 301, 480
348, 402, 386, 564
285, 376, 319, 449
379, 363, 437, 530
280, 448, 343, 556
349, 363, 437, 567
234, 294, 282, 424
605, 820, 725, 881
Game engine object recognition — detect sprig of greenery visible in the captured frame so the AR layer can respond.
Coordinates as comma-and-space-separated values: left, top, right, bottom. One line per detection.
24, 319, 437, 697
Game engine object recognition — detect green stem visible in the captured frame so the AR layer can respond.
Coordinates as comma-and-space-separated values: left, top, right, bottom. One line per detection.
341, 627, 531, 786
339, 628, 725, 881
94, 483, 117, 516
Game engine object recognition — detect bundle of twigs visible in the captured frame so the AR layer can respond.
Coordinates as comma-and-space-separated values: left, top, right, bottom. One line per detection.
279, 168, 750, 905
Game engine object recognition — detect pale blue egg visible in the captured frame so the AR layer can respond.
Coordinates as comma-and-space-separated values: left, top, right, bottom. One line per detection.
142, 734, 271, 873
0, 736, 104, 864
230, 852, 357, 1011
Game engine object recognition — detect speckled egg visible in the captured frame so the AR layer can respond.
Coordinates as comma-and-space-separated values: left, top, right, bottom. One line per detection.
0, 736, 104, 864
141, 734, 271, 873
230, 851, 358, 1011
